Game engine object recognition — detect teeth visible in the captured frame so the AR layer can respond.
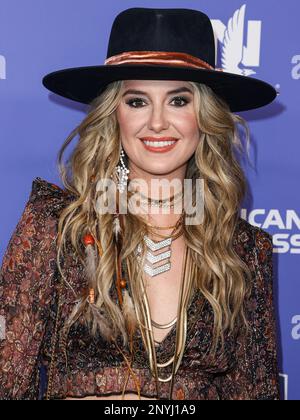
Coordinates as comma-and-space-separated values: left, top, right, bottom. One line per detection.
143, 141, 176, 147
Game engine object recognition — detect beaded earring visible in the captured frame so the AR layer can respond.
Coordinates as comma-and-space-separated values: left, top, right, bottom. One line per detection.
114, 175, 137, 336
84, 173, 140, 397
115, 145, 130, 193
114, 194, 127, 300
82, 231, 116, 341
82, 233, 97, 304
85, 173, 136, 334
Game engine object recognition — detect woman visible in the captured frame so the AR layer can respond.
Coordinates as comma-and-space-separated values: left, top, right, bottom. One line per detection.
0, 7, 280, 400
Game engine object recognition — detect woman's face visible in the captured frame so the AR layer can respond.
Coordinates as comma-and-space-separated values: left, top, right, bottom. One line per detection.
116, 80, 201, 180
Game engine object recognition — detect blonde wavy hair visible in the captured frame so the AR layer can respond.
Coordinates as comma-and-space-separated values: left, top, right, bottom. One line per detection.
55, 79, 253, 397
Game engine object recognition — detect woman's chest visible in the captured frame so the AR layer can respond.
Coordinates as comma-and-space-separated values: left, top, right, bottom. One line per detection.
142, 238, 186, 344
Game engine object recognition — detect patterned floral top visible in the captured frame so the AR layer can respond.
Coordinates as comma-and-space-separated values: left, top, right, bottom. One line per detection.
0, 177, 281, 400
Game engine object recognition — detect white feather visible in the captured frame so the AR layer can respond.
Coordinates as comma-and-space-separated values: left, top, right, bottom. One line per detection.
122, 289, 137, 332
85, 244, 97, 283
113, 215, 121, 242
89, 303, 114, 341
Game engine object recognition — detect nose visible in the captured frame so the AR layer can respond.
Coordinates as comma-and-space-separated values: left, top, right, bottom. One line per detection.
147, 105, 169, 132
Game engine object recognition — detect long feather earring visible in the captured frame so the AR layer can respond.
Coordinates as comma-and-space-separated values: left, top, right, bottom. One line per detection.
114, 188, 137, 333
83, 236, 114, 341
114, 188, 141, 398
82, 184, 114, 341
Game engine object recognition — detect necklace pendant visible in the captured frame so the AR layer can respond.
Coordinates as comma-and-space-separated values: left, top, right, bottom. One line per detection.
143, 261, 171, 277
144, 236, 172, 251
146, 249, 171, 264
135, 234, 173, 278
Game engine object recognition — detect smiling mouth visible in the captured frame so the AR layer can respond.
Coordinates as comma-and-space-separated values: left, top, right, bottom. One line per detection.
142, 140, 177, 146
140, 139, 178, 153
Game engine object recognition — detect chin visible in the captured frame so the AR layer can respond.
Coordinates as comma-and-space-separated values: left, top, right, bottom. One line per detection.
145, 166, 175, 176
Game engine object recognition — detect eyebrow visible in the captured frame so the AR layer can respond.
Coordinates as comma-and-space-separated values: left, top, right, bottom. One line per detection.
122, 87, 193, 97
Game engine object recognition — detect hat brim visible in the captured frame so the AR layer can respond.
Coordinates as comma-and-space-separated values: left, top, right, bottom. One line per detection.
42, 64, 277, 112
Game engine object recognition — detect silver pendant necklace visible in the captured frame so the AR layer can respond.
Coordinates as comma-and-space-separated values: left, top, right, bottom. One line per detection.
135, 236, 172, 277
134, 221, 183, 277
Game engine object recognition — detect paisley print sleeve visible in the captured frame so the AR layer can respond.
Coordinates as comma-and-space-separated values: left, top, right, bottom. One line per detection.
214, 227, 281, 400
0, 178, 65, 399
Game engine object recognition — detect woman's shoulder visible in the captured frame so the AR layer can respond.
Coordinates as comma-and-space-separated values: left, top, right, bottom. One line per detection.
234, 216, 273, 257
27, 176, 77, 218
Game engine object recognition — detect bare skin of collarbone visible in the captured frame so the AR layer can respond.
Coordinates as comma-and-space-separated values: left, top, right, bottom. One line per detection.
66, 221, 185, 401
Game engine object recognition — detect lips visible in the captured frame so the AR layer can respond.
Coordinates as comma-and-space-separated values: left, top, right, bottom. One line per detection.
140, 137, 179, 142
139, 137, 178, 153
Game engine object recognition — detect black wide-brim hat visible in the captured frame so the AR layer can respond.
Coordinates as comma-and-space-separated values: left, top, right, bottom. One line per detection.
42, 7, 278, 112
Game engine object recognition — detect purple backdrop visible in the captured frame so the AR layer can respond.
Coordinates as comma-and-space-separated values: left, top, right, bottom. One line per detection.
0, 0, 299, 400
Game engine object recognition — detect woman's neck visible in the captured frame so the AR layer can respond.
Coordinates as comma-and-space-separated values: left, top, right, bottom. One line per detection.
127, 162, 186, 201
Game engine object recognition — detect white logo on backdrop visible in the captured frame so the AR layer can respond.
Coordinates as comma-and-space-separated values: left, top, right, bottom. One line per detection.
279, 373, 289, 400
241, 209, 300, 254
211, 4, 261, 75
292, 315, 300, 340
0, 55, 6, 79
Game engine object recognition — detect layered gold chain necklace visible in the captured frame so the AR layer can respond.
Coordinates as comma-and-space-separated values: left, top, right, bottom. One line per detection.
138, 189, 183, 209
144, 215, 184, 346
130, 190, 192, 395
127, 244, 194, 399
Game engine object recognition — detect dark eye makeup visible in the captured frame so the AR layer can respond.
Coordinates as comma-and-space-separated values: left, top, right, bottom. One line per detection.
125, 96, 191, 108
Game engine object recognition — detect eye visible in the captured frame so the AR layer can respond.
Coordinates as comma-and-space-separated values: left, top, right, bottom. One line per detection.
125, 97, 146, 108
170, 96, 190, 107
125, 95, 190, 108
